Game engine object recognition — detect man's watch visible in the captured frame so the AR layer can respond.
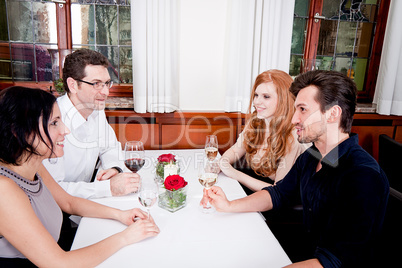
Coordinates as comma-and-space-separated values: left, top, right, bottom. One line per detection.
112, 166, 123, 173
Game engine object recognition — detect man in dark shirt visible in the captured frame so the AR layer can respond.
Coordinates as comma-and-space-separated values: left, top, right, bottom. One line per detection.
205, 70, 389, 267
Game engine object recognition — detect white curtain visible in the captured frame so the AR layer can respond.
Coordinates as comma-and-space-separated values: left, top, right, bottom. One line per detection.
373, 0, 402, 116
131, 0, 179, 113
224, 0, 295, 113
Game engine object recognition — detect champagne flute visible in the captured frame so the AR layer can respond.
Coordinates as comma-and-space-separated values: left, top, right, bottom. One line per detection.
138, 177, 158, 220
205, 135, 218, 162
124, 141, 145, 173
198, 161, 218, 213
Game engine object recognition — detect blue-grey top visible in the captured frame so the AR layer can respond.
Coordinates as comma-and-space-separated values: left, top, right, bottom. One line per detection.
0, 165, 62, 258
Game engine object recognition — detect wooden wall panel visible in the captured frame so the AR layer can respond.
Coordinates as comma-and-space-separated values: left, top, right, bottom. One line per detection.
351, 126, 394, 160
105, 111, 402, 162
161, 124, 237, 153
109, 123, 159, 150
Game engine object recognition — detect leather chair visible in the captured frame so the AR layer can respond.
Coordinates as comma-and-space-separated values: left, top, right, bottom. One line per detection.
379, 134, 402, 199
377, 134, 402, 266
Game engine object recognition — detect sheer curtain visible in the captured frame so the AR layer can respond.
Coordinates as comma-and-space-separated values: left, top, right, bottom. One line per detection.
131, 0, 179, 113
373, 0, 402, 116
224, 0, 295, 113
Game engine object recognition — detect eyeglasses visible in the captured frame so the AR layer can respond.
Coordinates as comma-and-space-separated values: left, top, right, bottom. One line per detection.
76, 79, 113, 90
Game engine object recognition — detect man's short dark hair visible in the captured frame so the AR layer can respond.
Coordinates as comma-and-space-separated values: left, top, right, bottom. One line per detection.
62, 49, 109, 93
290, 70, 357, 133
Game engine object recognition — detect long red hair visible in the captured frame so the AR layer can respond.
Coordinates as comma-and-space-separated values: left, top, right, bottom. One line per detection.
244, 69, 295, 177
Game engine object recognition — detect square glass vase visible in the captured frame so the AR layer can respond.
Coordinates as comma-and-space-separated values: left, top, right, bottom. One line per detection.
158, 186, 187, 213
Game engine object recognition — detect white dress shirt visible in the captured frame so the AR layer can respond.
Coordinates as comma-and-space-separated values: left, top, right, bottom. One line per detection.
43, 94, 127, 199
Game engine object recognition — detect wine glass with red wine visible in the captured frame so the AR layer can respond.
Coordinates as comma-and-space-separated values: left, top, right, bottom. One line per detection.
124, 141, 145, 173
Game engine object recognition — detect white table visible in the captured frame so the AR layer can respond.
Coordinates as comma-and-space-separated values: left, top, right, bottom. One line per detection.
71, 149, 292, 268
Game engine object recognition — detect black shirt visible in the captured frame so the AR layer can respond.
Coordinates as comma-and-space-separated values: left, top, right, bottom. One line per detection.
263, 134, 389, 267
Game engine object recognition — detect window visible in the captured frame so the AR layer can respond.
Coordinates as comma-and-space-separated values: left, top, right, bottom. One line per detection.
0, 0, 57, 82
1, 0, 390, 101
289, 0, 390, 102
71, 0, 132, 83
0, 0, 132, 96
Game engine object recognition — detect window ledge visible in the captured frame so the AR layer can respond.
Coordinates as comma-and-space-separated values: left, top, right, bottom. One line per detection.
106, 97, 134, 109
106, 97, 378, 114
355, 103, 376, 113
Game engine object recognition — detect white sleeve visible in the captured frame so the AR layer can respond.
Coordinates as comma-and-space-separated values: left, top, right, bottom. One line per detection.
42, 158, 112, 199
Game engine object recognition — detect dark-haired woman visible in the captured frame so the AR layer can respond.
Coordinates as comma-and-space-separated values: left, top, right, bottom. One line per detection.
0, 87, 159, 267
219, 70, 308, 193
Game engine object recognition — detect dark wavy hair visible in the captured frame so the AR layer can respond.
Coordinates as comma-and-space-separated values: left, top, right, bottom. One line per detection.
290, 70, 357, 133
62, 49, 109, 93
0, 86, 57, 165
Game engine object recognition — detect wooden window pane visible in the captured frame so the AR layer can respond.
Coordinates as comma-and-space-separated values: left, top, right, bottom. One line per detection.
317, 20, 337, 56
322, 0, 343, 19
8, 1, 33, 42
294, 0, 309, 17
289, 54, 303, 77
290, 0, 385, 100
71, 0, 131, 85
0, 1, 8, 41
291, 17, 307, 55
32, 2, 57, 44
351, 57, 368, 91
119, 6, 131, 46
96, 46, 119, 82
120, 46, 132, 83
95, 5, 118, 45
10, 43, 52, 82
71, 4, 95, 45
356, 22, 374, 58
335, 21, 358, 56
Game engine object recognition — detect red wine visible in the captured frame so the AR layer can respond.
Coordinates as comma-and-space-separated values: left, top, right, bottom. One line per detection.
125, 158, 145, 172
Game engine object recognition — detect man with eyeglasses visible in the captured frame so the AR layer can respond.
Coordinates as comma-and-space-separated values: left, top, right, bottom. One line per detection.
42, 49, 140, 249
43, 49, 139, 200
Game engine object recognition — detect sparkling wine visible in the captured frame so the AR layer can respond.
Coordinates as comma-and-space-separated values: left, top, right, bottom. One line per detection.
205, 147, 218, 161
139, 195, 157, 208
125, 158, 145, 172
199, 173, 218, 188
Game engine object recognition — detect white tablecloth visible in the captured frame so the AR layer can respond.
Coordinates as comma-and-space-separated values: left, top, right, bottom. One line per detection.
71, 149, 292, 268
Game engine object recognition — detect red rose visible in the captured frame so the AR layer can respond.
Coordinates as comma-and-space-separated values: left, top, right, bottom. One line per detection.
164, 175, 188, 191
158, 153, 176, 163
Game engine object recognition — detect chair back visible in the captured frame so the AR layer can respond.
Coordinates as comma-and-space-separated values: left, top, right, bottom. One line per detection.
377, 134, 402, 266
378, 134, 402, 195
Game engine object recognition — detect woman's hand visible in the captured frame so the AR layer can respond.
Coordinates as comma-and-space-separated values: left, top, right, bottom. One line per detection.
117, 208, 148, 226
122, 217, 160, 245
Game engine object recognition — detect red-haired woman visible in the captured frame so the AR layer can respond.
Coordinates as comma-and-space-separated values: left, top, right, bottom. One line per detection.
219, 70, 308, 193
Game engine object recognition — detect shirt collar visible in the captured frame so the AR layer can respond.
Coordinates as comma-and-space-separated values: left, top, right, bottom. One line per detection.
307, 133, 359, 168
58, 94, 98, 129
322, 133, 358, 168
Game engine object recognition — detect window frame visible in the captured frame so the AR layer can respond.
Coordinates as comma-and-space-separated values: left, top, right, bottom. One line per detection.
0, 0, 391, 101
0, 0, 132, 97
302, 0, 390, 103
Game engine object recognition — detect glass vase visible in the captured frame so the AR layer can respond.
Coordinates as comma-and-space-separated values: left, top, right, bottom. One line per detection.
158, 185, 187, 213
